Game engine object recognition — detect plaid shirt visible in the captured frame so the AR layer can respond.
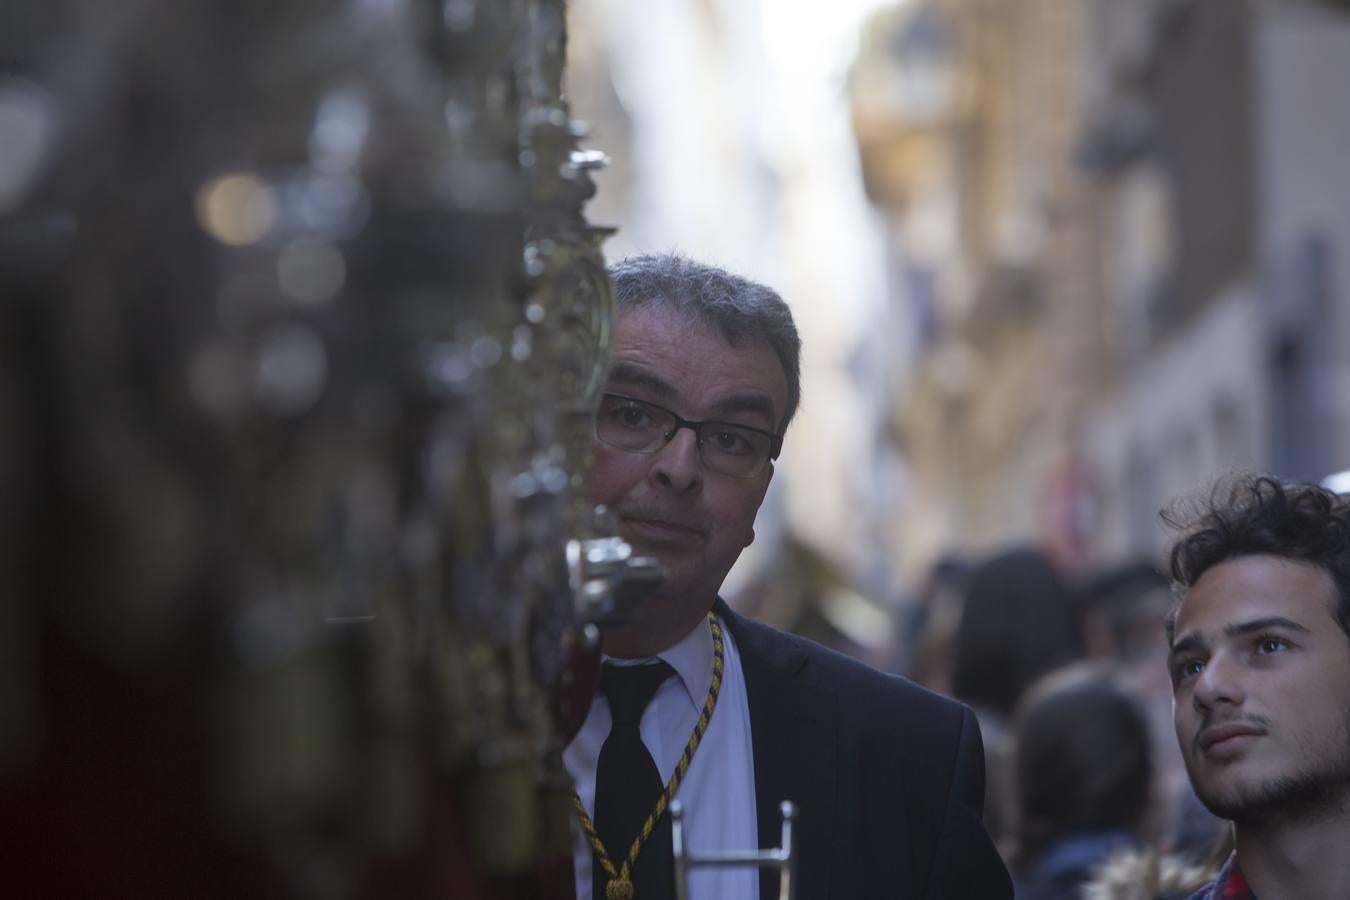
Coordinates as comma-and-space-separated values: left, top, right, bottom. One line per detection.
1186, 854, 1255, 900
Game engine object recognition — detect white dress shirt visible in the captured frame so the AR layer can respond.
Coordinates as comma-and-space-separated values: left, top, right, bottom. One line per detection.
565, 613, 759, 900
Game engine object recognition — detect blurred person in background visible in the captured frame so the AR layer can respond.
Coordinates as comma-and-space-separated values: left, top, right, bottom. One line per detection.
950, 546, 1087, 854
1163, 475, 1350, 900
1011, 664, 1155, 900
1078, 562, 1174, 662
1078, 562, 1224, 863
896, 553, 972, 694
731, 533, 896, 669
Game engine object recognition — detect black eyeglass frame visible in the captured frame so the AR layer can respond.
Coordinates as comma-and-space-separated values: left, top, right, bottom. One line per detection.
595, 392, 784, 474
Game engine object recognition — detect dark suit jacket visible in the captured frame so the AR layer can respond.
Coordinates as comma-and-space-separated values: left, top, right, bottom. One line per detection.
715, 600, 1012, 900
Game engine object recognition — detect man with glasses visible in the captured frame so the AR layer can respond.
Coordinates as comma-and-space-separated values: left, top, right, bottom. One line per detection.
565, 253, 1011, 900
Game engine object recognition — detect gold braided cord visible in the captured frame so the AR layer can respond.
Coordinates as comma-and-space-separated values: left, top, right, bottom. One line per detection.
573, 614, 725, 898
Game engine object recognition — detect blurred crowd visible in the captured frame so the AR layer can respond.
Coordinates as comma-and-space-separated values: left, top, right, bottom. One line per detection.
883, 547, 1229, 900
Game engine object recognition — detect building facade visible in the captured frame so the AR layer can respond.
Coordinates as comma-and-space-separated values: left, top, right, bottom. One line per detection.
853, 0, 1350, 575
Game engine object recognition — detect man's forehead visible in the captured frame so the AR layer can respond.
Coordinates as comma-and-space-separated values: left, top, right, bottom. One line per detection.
606, 360, 677, 398
614, 303, 777, 357
609, 307, 787, 420
1173, 555, 1336, 638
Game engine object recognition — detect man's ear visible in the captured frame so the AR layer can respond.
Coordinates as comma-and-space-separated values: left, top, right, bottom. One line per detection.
745, 462, 775, 548
756, 461, 775, 505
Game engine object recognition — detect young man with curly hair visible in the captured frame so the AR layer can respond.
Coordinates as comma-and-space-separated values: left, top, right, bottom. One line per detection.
1165, 475, 1350, 900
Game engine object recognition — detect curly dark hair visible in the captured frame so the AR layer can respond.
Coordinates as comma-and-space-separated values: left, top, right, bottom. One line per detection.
1162, 474, 1350, 644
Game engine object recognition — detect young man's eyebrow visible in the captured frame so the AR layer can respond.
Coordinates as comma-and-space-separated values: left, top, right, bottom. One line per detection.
1225, 616, 1309, 638
1168, 633, 1205, 658
1169, 616, 1310, 657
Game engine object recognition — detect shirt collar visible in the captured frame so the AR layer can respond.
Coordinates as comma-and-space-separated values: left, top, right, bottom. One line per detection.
1205, 852, 1254, 900
601, 615, 713, 712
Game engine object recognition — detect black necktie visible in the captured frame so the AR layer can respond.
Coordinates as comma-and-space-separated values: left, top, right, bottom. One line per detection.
593, 661, 676, 900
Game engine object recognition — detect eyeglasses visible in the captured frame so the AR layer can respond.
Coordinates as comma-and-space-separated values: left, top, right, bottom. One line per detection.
594, 393, 782, 479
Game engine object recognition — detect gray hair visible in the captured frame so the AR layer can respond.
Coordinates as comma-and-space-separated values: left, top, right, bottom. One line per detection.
607, 253, 802, 433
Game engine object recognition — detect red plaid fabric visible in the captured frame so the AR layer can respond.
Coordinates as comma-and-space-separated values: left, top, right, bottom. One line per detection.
1186, 854, 1255, 900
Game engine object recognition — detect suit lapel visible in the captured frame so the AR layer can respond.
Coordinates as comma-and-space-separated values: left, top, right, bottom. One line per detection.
715, 601, 837, 900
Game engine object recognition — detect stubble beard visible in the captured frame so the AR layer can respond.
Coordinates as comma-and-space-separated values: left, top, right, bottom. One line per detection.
1192, 711, 1350, 828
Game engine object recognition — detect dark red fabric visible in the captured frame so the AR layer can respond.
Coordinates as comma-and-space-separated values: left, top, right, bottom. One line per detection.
1186, 853, 1256, 900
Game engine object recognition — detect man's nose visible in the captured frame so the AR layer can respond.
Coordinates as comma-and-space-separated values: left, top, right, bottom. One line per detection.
1193, 652, 1244, 712
650, 426, 703, 493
